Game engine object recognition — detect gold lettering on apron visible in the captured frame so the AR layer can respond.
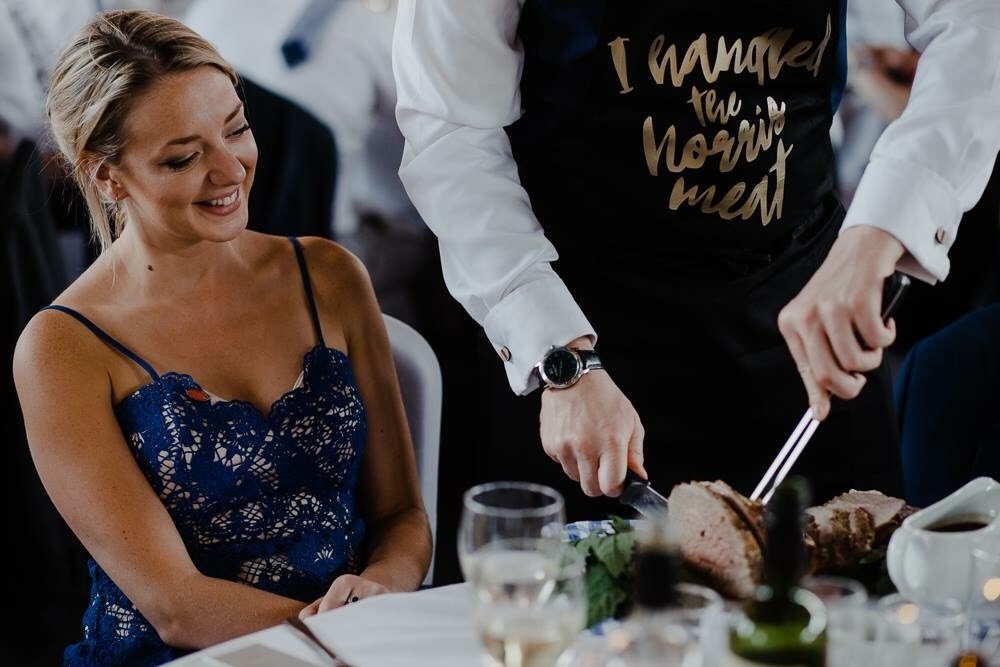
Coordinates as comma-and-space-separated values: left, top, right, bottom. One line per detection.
608, 36, 634, 94
808, 14, 833, 76
629, 16, 831, 225
689, 86, 743, 127
644, 15, 832, 88
667, 138, 793, 223
643, 97, 786, 176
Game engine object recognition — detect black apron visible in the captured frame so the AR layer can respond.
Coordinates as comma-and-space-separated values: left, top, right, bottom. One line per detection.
478, 0, 900, 521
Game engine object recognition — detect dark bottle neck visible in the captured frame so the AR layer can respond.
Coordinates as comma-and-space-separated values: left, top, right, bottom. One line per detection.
760, 479, 808, 598
634, 549, 680, 611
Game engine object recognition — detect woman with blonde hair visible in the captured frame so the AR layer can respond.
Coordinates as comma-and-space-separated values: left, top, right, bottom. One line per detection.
14, 10, 431, 665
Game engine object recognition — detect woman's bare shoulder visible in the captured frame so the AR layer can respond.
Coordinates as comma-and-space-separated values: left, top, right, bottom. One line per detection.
13, 265, 118, 387
295, 236, 372, 294
13, 306, 112, 403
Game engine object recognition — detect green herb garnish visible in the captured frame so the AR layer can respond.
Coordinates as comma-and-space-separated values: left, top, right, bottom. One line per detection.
571, 516, 637, 626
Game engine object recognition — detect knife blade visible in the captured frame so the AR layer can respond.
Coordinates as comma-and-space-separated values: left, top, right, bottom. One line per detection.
619, 471, 669, 517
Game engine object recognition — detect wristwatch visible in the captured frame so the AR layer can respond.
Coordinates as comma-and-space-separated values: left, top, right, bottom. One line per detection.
535, 346, 603, 390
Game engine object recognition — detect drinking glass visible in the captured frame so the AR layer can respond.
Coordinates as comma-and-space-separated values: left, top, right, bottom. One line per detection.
801, 575, 868, 667
660, 583, 725, 662
473, 539, 587, 667
966, 538, 1000, 661
458, 482, 566, 582
557, 583, 711, 667
829, 607, 885, 667
877, 593, 965, 667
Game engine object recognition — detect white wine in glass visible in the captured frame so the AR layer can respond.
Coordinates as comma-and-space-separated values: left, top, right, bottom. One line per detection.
474, 542, 586, 667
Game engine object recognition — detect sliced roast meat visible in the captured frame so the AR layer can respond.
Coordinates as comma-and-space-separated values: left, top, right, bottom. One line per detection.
668, 481, 911, 599
824, 490, 908, 543
804, 504, 876, 569
668, 481, 762, 599
705, 480, 766, 549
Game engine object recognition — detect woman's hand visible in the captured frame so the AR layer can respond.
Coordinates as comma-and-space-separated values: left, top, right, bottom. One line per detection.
299, 574, 390, 618
778, 226, 905, 421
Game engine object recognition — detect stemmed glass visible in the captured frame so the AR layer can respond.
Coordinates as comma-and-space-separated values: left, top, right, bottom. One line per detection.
458, 481, 566, 582
459, 482, 582, 667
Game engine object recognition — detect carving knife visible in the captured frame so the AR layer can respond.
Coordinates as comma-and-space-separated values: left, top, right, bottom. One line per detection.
619, 471, 669, 517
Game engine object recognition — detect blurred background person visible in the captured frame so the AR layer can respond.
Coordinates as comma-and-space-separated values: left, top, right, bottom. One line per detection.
185, 0, 436, 326
2, 1, 93, 662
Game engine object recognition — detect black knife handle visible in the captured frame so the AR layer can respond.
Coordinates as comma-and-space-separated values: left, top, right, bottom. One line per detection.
881, 271, 910, 322
624, 470, 648, 485
620, 470, 649, 503
859, 271, 909, 353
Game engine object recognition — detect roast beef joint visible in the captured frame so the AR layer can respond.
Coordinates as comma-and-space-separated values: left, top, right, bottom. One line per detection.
667, 480, 916, 598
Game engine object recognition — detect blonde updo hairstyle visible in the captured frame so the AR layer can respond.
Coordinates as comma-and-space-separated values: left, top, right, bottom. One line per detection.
46, 10, 238, 254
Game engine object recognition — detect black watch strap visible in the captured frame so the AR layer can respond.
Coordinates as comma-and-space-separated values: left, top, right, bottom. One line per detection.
576, 348, 602, 372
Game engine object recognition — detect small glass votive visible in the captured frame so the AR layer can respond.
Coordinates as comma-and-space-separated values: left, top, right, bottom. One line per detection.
661, 583, 725, 660
877, 593, 965, 667
802, 575, 868, 607
802, 575, 868, 667
826, 607, 887, 667
968, 544, 1000, 662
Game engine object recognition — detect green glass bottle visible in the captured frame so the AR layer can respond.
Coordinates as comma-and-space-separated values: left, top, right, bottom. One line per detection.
728, 477, 827, 666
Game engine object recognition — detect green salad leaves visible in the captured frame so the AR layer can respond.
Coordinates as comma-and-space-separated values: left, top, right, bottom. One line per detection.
571, 517, 637, 627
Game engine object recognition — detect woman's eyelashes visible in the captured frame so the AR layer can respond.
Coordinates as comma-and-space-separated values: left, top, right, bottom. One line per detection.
165, 153, 198, 171
162, 124, 251, 171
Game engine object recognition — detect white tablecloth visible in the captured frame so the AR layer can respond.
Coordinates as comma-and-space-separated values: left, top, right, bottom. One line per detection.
166, 584, 481, 667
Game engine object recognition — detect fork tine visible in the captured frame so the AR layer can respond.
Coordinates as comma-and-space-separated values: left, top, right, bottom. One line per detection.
750, 408, 814, 501
761, 417, 820, 505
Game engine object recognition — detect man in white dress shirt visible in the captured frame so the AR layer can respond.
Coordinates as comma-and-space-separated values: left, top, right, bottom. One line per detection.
393, 0, 1000, 516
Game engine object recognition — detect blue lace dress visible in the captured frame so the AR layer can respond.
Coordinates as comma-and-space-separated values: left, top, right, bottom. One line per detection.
46, 238, 367, 666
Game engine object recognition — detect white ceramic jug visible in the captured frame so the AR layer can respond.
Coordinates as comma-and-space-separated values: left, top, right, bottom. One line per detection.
887, 477, 1000, 610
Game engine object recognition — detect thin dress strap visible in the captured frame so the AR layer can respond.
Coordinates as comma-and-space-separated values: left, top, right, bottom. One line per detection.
289, 237, 326, 347
43, 305, 160, 380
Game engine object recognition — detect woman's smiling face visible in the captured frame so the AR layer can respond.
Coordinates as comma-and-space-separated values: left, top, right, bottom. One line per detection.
104, 65, 257, 246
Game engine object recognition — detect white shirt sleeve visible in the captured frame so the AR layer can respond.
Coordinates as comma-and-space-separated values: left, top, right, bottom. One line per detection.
841, 0, 1000, 284
393, 0, 595, 395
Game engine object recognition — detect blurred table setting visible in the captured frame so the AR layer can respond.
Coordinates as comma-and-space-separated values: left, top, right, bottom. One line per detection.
167, 479, 1000, 667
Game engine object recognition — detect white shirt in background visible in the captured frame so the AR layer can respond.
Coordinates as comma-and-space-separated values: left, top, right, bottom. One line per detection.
186, 0, 417, 238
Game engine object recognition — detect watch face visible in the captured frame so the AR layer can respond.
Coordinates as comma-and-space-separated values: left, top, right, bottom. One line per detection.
542, 348, 580, 386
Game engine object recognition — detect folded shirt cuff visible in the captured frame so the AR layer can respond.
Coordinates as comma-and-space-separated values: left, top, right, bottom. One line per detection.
840, 156, 961, 284
483, 277, 596, 395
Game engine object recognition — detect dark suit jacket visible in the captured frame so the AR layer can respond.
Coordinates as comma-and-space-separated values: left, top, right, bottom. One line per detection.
2, 139, 89, 664
238, 77, 338, 240
895, 304, 1000, 506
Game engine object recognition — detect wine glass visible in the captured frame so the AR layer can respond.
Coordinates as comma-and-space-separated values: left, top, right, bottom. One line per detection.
473, 539, 586, 667
458, 481, 566, 582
